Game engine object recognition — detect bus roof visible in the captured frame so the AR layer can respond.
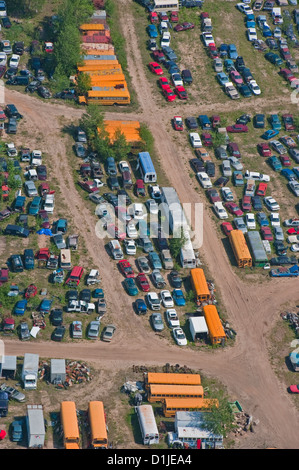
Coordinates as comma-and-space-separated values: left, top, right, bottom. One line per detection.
149, 384, 204, 395
190, 268, 211, 300
203, 305, 226, 341
60, 402, 80, 440
146, 372, 201, 386
104, 120, 142, 143
77, 63, 121, 72
88, 401, 107, 443
163, 397, 219, 408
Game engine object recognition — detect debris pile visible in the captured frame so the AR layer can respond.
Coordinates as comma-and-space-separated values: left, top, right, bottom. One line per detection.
281, 311, 299, 336
231, 412, 259, 437
64, 361, 93, 386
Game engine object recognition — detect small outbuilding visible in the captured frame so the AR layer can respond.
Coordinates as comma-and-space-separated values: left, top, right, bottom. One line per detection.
50, 359, 66, 384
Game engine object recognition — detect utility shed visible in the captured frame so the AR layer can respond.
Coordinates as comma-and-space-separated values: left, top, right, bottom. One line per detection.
0, 355, 17, 379
26, 405, 46, 448
50, 359, 66, 384
154, 0, 179, 11
174, 411, 223, 449
160, 187, 189, 236
246, 231, 268, 267
189, 316, 208, 342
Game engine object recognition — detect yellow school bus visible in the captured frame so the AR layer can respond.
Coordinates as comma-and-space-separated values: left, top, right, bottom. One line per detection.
60, 401, 80, 449
79, 84, 130, 106
88, 401, 108, 449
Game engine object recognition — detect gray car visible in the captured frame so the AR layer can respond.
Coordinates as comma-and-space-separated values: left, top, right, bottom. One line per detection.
87, 320, 100, 339
151, 269, 166, 288
102, 324, 116, 342
274, 226, 284, 241
24, 180, 38, 197
234, 217, 247, 234
0, 384, 25, 402
215, 146, 228, 159
137, 256, 151, 273
289, 148, 299, 163
138, 237, 154, 253
52, 233, 66, 249
75, 142, 87, 158
150, 312, 164, 332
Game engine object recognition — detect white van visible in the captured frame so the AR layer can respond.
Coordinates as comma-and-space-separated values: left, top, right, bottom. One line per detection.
60, 249, 71, 270
222, 160, 232, 177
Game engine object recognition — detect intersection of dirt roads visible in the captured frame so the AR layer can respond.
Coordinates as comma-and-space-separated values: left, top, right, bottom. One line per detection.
2, 0, 299, 449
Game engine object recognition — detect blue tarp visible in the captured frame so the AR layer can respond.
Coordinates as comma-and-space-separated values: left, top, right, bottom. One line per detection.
36, 229, 52, 236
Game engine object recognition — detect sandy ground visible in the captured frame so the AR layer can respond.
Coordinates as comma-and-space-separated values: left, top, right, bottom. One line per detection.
1, 0, 299, 449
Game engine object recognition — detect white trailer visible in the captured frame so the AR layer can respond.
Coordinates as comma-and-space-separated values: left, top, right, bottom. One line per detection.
22, 353, 39, 390
180, 233, 196, 268
135, 405, 159, 445
160, 187, 189, 236
189, 316, 209, 342
26, 405, 45, 448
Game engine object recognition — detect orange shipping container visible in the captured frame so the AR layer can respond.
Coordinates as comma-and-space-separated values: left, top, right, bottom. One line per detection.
203, 305, 226, 345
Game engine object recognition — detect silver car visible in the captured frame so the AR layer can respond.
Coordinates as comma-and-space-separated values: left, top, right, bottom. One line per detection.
52, 233, 66, 249
274, 226, 284, 241
234, 217, 247, 234
150, 313, 164, 332
24, 180, 38, 197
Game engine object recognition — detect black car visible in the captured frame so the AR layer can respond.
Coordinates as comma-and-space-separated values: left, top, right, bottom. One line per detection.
7, 75, 30, 86
2, 17, 11, 28
31, 56, 42, 71
169, 270, 183, 288
236, 114, 251, 125
205, 161, 215, 177
0, 208, 12, 222
214, 176, 229, 187
80, 289, 92, 302
242, 67, 253, 83
103, 192, 118, 207
181, 69, 193, 84
5, 67, 17, 80
67, 290, 78, 301
254, 114, 265, 129
18, 214, 28, 228
5, 104, 23, 120
7, 117, 17, 134
186, 117, 198, 129
13, 41, 24, 55
270, 256, 297, 266
23, 249, 35, 270
273, 241, 288, 256
251, 196, 262, 211
4, 224, 29, 238
117, 189, 132, 205
50, 309, 63, 326
54, 89, 76, 100
37, 86, 51, 99
235, 56, 245, 72
190, 158, 205, 173
25, 80, 40, 93
19, 322, 30, 341
10, 254, 24, 273
52, 326, 66, 342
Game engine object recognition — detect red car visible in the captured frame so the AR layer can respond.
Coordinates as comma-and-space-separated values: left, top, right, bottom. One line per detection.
175, 85, 187, 100
256, 182, 267, 197
224, 202, 243, 216
202, 132, 212, 147
280, 68, 296, 83
136, 273, 150, 292
0, 108, 6, 121
208, 44, 219, 58
211, 115, 220, 128
173, 116, 183, 131
174, 22, 195, 32
152, 50, 165, 63
207, 188, 221, 203
159, 11, 168, 20
288, 384, 299, 393
135, 179, 146, 197
258, 143, 271, 157
287, 228, 299, 235
44, 41, 54, 53
78, 180, 100, 193
118, 260, 135, 278
280, 154, 291, 166
230, 70, 243, 85
282, 114, 295, 131
162, 85, 176, 102
221, 221, 233, 236
159, 76, 169, 89
226, 124, 248, 133
170, 11, 179, 22
227, 142, 241, 158
149, 11, 159, 23
242, 195, 252, 211
261, 226, 273, 241
107, 224, 126, 240
149, 62, 163, 75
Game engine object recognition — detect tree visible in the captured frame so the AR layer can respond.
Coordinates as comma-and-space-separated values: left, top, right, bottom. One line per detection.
112, 129, 131, 162
169, 231, 188, 259
76, 73, 92, 96
201, 398, 235, 438
54, 22, 81, 78
79, 105, 105, 141
212, 131, 227, 150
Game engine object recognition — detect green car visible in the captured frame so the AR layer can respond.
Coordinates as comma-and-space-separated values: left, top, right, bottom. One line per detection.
124, 278, 138, 296
265, 52, 283, 66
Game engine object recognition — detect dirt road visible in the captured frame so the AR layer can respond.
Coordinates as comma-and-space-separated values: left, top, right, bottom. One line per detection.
2, 1, 299, 449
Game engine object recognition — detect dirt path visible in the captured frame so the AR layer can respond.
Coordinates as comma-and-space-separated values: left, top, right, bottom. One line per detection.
2, 2, 299, 448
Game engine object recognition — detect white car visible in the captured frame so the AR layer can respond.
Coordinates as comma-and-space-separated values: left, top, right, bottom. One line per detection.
291, 244, 299, 252
270, 212, 280, 227
161, 32, 171, 47
160, 290, 174, 308
201, 32, 215, 47
249, 80, 261, 95
236, 3, 253, 14
214, 201, 228, 219
146, 199, 159, 215
197, 172, 212, 189
247, 28, 257, 41
9, 54, 20, 69
124, 239, 136, 255
273, 27, 282, 39
228, 157, 243, 170
221, 187, 234, 201
172, 327, 187, 346
270, 140, 287, 155
147, 292, 161, 310
190, 132, 202, 148
166, 309, 180, 328
264, 196, 280, 211
246, 213, 256, 229
244, 171, 270, 182
289, 180, 299, 197
0, 52, 7, 66
31, 150, 42, 166
171, 73, 183, 87
119, 161, 130, 173
126, 223, 138, 238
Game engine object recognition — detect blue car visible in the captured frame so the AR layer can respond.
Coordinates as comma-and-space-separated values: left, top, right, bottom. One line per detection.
198, 115, 212, 130
217, 72, 229, 86
135, 299, 147, 315
262, 129, 279, 140
281, 168, 297, 181
292, 167, 299, 179
219, 43, 229, 57
257, 212, 269, 227
124, 278, 138, 296
148, 251, 162, 270
147, 24, 158, 38
39, 298, 53, 314
228, 44, 238, 59
268, 156, 282, 171
270, 114, 281, 131
28, 196, 42, 216
54, 218, 68, 234
172, 289, 186, 306
224, 59, 235, 71
14, 299, 28, 316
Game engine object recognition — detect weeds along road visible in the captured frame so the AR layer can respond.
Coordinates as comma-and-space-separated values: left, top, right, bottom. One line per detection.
3, 3, 299, 448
